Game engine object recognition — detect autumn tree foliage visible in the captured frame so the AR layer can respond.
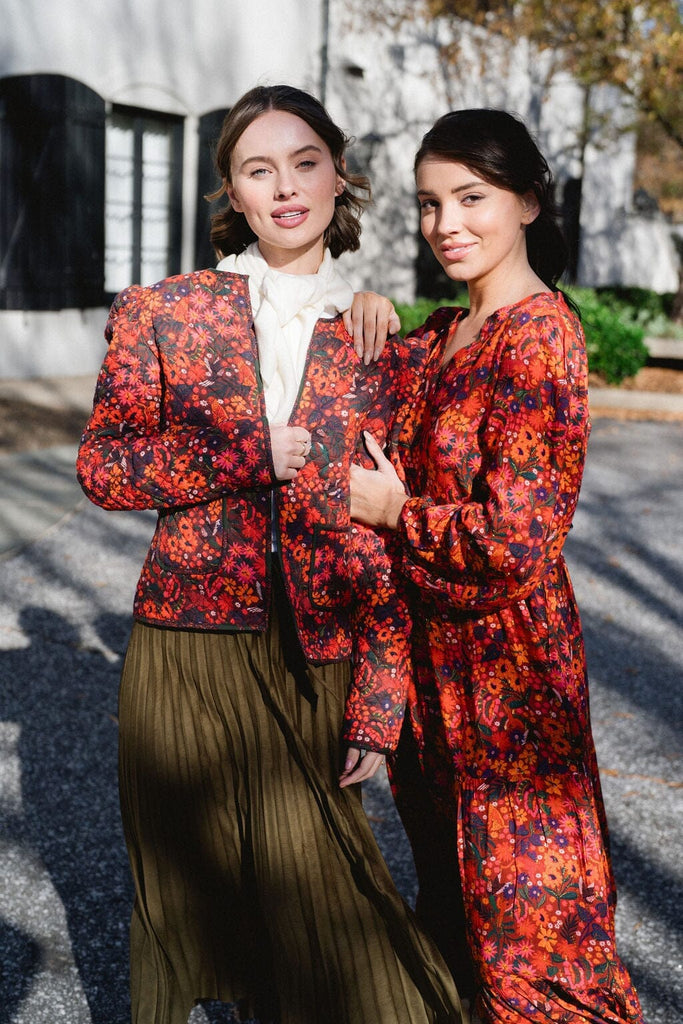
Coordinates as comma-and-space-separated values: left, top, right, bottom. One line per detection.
423, 0, 682, 149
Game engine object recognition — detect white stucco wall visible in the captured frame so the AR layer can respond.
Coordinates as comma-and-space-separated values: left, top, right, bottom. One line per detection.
1, 0, 324, 378
1, 0, 322, 114
327, 7, 679, 302
326, 11, 592, 300
1, 0, 678, 378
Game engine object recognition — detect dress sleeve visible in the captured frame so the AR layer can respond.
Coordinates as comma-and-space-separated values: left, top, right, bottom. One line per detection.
77, 287, 276, 511
397, 315, 590, 613
343, 524, 412, 754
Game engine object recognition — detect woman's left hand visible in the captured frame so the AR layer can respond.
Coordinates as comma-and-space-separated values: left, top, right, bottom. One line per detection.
343, 292, 401, 365
339, 747, 386, 788
350, 432, 407, 530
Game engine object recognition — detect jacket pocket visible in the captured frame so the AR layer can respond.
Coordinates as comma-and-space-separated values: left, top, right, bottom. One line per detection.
308, 524, 352, 609
153, 500, 224, 574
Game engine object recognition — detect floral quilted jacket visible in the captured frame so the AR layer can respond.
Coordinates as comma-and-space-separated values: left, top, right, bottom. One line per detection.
77, 269, 410, 753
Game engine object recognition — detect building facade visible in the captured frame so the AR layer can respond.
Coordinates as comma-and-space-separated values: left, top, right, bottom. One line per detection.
1, 0, 678, 378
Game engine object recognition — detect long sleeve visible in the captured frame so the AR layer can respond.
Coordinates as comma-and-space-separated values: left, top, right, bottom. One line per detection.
341, 336, 416, 753
397, 307, 590, 614
343, 524, 412, 753
77, 282, 276, 512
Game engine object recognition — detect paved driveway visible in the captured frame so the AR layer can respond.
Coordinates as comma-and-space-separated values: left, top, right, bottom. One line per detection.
0, 417, 681, 1023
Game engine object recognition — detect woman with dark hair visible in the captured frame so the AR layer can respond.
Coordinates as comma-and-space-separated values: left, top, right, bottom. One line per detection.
77, 85, 461, 1024
351, 109, 644, 1022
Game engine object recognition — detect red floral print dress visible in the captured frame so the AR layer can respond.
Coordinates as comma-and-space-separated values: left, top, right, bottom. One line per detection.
390, 294, 644, 1022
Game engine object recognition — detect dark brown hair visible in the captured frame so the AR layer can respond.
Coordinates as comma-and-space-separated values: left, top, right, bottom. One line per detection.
208, 85, 370, 260
415, 108, 569, 289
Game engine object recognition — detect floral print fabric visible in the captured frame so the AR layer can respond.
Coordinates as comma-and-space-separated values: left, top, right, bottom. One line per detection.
77, 270, 411, 753
390, 294, 644, 1021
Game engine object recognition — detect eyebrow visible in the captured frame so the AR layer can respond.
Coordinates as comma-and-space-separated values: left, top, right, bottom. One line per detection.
237, 144, 324, 172
416, 180, 485, 197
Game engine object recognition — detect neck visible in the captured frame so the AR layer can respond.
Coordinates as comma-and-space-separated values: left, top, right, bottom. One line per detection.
466, 266, 549, 323
257, 241, 326, 276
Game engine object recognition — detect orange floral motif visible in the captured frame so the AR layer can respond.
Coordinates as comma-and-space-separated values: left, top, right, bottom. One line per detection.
388, 295, 643, 1021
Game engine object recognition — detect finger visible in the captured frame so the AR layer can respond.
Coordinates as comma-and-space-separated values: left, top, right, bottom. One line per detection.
362, 430, 386, 464
339, 747, 363, 788
388, 311, 401, 334
347, 297, 366, 358
368, 307, 391, 364
343, 748, 362, 774
362, 309, 378, 366
342, 307, 354, 339
293, 430, 311, 452
362, 307, 378, 368
339, 751, 385, 788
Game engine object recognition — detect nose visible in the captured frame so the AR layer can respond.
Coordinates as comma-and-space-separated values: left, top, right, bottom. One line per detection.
435, 200, 463, 237
274, 172, 297, 199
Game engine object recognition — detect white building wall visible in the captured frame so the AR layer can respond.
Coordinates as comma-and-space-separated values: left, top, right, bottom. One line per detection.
1, 0, 678, 378
1, 0, 322, 114
326, 6, 679, 301
325, 11, 589, 299
578, 90, 679, 292
0, 0, 323, 378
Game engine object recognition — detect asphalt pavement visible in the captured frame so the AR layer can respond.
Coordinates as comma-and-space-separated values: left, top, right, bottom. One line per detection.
0, 377, 681, 1023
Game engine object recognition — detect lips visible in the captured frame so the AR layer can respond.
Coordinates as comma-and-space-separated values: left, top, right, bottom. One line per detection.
440, 242, 476, 261
272, 205, 309, 227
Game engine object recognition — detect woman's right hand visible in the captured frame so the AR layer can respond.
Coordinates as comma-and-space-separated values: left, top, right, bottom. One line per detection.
270, 424, 312, 481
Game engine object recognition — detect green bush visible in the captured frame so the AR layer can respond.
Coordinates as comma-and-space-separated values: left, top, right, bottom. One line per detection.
592, 287, 683, 340
392, 296, 465, 335
568, 289, 649, 384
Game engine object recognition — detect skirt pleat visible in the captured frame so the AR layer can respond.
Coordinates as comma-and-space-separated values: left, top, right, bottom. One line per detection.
118, 610, 462, 1024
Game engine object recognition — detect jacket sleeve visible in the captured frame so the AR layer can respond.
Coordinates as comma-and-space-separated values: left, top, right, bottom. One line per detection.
397, 319, 590, 614
342, 337, 414, 753
343, 524, 412, 754
77, 287, 276, 511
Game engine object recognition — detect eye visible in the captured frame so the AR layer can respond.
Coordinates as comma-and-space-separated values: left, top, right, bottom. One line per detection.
297, 159, 317, 170
461, 192, 484, 205
249, 167, 270, 178
419, 198, 438, 211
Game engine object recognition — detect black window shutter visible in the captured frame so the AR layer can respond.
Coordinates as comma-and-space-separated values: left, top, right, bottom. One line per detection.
0, 74, 105, 310
194, 108, 230, 271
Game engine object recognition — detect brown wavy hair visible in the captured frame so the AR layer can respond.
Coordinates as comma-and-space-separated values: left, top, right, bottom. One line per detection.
208, 85, 370, 260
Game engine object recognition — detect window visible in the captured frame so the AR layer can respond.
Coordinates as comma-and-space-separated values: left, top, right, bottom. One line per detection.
0, 74, 105, 310
194, 108, 230, 270
105, 107, 183, 293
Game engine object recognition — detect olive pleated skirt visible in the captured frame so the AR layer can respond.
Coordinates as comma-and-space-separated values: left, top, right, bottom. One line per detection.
118, 608, 462, 1024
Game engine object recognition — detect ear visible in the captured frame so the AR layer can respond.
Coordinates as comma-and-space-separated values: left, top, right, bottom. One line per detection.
520, 191, 540, 225
335, 155, 347, 196
225, 180, 243, 213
